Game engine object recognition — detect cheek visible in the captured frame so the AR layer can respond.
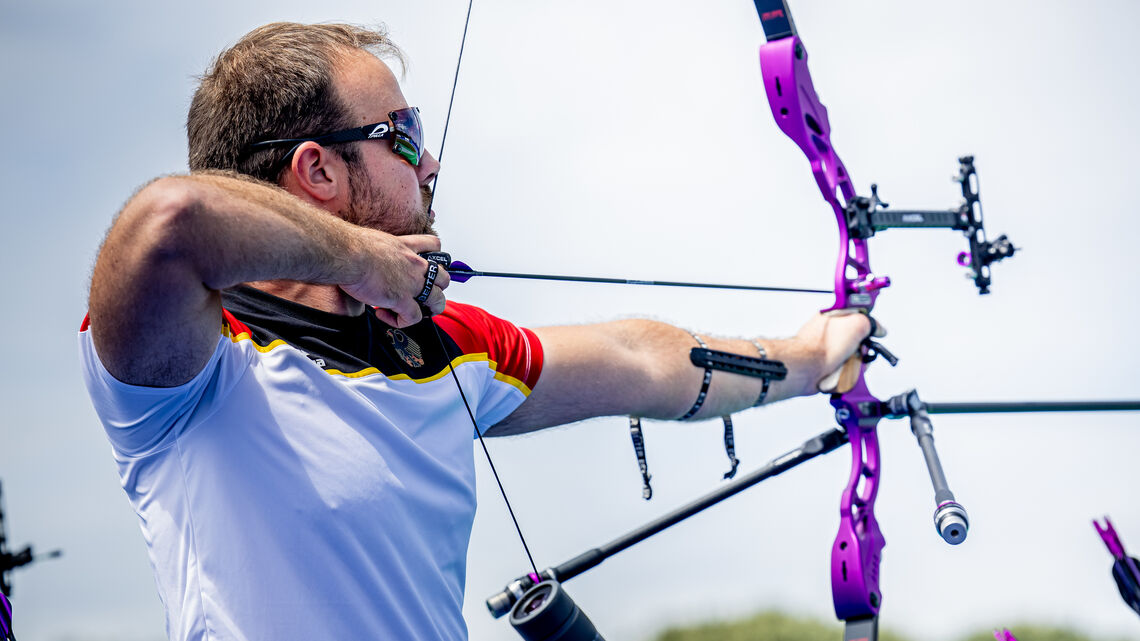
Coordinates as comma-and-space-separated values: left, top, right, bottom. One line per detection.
371, 155, 418, 193
354, 147, 421, 202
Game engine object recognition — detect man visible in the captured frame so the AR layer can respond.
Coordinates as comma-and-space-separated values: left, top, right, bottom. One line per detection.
79, 22, 869, 641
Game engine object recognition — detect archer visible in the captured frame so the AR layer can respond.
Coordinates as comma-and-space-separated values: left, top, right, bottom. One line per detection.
79, 21, 869, 641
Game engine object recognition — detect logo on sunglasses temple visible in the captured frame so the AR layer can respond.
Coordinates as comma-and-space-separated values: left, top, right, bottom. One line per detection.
367, 123, 391, 139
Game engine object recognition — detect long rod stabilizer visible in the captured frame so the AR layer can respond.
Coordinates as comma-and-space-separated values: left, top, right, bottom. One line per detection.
924, 400, 1140, 414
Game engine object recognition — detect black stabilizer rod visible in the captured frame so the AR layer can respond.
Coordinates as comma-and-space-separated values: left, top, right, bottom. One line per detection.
486, 427, 848, 618
557, 427, 846, 576
925, 400, 1140, 414
885, 391, 969, 545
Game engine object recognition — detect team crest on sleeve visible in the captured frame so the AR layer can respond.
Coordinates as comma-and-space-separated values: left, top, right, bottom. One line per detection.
386, 329, 425, 368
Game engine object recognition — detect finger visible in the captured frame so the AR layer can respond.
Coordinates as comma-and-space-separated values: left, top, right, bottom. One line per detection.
425, 286, 448, 317
372, 307, 399, 326
433, 267, 451, 291
414, 260, 444, 307
375, 298, 423, 328
398, 234, 442, 254
825, 308, 874, 340
866, 315, 887, 338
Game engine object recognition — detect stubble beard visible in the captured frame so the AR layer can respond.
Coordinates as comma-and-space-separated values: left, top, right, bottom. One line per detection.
344, 164, 437, 237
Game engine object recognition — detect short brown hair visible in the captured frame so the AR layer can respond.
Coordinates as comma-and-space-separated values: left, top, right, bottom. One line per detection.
187, 22, 405, 183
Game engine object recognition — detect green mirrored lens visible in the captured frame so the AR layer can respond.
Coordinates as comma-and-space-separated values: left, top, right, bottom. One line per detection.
393, 138, 420, 166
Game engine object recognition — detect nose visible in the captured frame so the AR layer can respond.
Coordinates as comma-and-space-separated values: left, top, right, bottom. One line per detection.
418, 149, 440, 186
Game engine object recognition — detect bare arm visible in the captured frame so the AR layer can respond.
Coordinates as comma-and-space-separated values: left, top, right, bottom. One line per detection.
88, 171, 443, 387
488, 313, 869, 436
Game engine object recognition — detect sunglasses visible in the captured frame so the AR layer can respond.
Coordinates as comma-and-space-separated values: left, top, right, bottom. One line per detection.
248, 106, 424, 169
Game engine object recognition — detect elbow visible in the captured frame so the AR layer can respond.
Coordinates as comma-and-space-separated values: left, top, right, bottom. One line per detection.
115, 177, 212, 271
132, 177, 203, 251
96, 177, 209, 289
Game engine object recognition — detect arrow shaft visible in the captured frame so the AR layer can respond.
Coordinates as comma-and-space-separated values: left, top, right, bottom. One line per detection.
450, 269, 831, 294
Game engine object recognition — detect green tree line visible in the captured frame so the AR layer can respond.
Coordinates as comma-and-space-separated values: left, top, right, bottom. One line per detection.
653, 610, 1138, 641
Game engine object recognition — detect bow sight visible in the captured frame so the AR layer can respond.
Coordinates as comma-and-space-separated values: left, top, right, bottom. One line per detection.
843, 157, 1016, 295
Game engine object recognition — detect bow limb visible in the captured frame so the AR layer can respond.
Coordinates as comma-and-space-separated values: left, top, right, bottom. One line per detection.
757, 0, 887, 629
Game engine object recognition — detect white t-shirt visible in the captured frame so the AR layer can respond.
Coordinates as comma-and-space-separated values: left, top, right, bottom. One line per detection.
79, 287, 544, 641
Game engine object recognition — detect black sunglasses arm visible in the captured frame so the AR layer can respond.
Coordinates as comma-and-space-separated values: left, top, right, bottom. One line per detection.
247, 122, 390, 150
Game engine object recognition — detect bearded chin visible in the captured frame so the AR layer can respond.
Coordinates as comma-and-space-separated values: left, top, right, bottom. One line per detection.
344, 166, 437, 236
416, 211, 437, 236
407, 193, 437, 236
419, 185, 438, 236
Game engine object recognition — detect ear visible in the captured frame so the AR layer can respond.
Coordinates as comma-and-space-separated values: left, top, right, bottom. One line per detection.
284, 141, 349, 204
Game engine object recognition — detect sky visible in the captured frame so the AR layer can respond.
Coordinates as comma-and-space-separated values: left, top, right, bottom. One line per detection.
1, 0, 1139, 640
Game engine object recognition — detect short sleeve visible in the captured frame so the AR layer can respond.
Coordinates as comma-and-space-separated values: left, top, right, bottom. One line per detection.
78, 320, 253, 457
433, 302, 544, 431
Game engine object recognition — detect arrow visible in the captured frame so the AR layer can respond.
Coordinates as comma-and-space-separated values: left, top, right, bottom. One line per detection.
420, 254, 831, 294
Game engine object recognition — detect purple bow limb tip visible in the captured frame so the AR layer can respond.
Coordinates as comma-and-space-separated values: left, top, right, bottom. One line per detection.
0, 592, 12, 637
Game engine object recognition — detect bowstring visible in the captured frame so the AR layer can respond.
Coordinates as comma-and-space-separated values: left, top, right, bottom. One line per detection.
426, 0, 540, 578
